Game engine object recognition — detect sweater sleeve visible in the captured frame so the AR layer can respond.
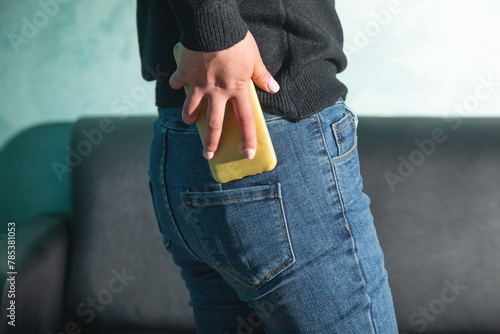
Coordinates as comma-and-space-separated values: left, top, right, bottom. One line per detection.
167, 0, 248, 52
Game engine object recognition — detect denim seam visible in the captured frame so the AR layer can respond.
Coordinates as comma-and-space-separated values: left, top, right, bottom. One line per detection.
181, 193, 276, 205
330, 113, 378, 333
148, 179, 166, 236
157, 115, 282, 130
323, 115, 377, 332
161, 128, 204, 262
217, 193, 293, 289
264, 116, 282, 121
333, 116, 354, 156
184, 192, 294, 289
156, 118, 198, 132
336, 129, 344, 157
339, 201, 377, 334
184, 210, 218, 268
334, 140, 358, 164
314, 113, 350, 232
274, 189, 294, 262
148, 178, 171, 249
333, 117, 353, 132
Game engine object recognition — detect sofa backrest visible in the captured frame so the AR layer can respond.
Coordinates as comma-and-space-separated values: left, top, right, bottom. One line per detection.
0, 122, 73, 227
65, 116, 195, 332
358, 116, 500, 333
65, 115, 500, 333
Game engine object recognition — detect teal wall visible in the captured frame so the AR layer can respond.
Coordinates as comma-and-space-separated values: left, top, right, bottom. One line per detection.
0, 0, 158, 225
0, 0, 156, 151
1, 0, 499, 150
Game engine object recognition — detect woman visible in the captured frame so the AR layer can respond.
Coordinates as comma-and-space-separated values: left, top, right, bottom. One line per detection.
138, 0, 398, 332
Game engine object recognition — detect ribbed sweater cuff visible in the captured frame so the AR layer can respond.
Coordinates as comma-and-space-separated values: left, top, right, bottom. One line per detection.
168, 0, 248, 52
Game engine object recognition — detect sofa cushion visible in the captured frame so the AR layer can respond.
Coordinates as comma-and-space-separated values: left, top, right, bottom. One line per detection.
358, 117, 500, 333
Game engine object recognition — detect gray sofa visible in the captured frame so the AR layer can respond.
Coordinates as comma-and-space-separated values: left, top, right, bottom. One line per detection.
1, 114, 500, 334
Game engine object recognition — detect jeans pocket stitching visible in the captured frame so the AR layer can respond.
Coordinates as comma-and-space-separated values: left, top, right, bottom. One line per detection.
180, 193, 276, 205
331, 111, 358, 160
217, 193, 294, 289
181, 184, 295, 289
334, 139, 358, 164
333, 117, 354, 132
315, 112, 352, 233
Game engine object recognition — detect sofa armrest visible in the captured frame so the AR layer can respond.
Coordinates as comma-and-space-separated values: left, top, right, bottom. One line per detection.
1, 213, 69, 334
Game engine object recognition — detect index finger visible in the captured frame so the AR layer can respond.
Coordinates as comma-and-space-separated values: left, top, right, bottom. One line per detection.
203, 96, 227, 160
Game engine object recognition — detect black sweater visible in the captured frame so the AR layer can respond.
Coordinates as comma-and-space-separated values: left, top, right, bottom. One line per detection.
136, 0, 348, 122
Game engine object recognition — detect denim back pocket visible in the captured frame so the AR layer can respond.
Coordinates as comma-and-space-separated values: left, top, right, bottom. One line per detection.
180, 183, 295, 289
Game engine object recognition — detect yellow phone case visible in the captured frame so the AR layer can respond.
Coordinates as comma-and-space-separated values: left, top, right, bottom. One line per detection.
173, 43, 277, 183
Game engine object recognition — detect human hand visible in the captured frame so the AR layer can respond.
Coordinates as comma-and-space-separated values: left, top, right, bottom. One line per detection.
169, 31, 280, 160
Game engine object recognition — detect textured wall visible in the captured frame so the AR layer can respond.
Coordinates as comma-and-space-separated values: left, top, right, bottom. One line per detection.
0, 0, 156, 150
1, 0, 499, 149
337, 0, 500, 117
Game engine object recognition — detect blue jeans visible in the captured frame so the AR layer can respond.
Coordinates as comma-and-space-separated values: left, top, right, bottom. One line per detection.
148, 99, 398, 333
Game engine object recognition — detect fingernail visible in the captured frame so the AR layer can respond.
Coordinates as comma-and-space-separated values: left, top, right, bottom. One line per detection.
204, 151, 214, 160
245, 149, 255, 160
267, 78, 280, 93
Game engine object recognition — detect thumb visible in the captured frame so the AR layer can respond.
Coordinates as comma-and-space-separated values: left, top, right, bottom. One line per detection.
169, 70, 186, 90
252, 57, 280, 94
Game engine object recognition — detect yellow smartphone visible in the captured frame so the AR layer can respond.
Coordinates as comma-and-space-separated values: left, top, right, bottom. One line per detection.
173, 43, 277, 183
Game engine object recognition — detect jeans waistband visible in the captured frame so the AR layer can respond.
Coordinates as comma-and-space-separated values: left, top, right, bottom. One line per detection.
157, 107, 198, 131
157, 97, 345, 130
156, 106, 283, 131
